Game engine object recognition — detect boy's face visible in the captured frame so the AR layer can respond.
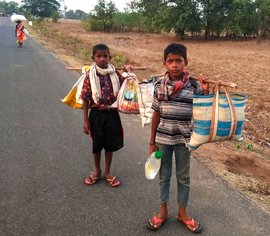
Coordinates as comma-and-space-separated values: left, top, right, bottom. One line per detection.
92, 49, 111, 69
163, 53, 187, 78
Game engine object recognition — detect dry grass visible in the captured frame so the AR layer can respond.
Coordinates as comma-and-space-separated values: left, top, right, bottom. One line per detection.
28, 19, 270, 214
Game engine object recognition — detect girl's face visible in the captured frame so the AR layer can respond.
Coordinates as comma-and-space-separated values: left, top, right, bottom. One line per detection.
163, 53, 186, 79
92, 49, 111, 69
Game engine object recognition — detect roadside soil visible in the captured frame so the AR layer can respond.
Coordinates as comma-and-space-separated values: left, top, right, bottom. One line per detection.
28, 19, 270, 213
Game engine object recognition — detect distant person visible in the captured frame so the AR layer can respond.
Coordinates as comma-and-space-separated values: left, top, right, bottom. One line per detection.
15, 20, 26, 47
80, 43, 131, 187
147, 43, 209, 233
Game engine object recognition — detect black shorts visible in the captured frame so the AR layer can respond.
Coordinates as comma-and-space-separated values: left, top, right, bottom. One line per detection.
89, 108, 124, 153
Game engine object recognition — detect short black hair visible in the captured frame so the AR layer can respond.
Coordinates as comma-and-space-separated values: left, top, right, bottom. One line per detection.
164, 43, 187, 61
92, 44, 110, 55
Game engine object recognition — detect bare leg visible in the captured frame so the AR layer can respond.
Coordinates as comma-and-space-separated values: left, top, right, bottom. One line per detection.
104, 151, 113, 179
104, 151, 120, 186
84, 152, 102, 185
92, 152, 101, 177
148, 202, 168, 228
178, 207, 189, 221
157, 202, 168, 219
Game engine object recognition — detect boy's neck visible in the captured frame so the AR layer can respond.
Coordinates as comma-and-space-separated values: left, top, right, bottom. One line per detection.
169, 72, 185, 81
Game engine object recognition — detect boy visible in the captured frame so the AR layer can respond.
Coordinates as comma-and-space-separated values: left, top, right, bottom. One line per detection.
15, 21, 26, 47
81, 44, 130, 187
147, 43, 209, 233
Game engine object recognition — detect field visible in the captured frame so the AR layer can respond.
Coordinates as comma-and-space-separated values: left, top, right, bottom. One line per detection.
29, 19, 270, 213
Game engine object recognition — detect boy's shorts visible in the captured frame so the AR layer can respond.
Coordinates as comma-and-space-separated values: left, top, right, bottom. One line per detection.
89, 108, 124, 153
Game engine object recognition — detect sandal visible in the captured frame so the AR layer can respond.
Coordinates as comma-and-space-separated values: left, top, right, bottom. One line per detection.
106, 176, 120, 187
84, 174, 100, 185
147, 216, 166, 231
179, 218, 202, 233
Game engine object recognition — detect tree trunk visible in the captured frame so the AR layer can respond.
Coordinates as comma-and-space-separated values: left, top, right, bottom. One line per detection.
204, 21, 211, 40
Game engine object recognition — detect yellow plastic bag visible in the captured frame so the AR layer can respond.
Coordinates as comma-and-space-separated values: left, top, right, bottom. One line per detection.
61, 66, 90, 109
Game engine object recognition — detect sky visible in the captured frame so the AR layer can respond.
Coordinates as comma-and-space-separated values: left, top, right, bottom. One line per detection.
6, 0, 132, 12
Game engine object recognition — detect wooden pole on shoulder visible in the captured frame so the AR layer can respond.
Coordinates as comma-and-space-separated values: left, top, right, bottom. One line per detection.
66, 66, 147, 71
152, 73, 237, 88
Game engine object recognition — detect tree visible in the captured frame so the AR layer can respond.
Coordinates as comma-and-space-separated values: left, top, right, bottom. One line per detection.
21, 0, 60, 18
256, 0, 270, 39
165, 0, 201, 39
130, 0, 166, 32
197, 0, 233, 40
0, 1, 21, 15
225, 0, 258, 37
66, 9, 88, 20
91, 0, 118, 32
65, 9, 76, 19
132, 0, 200, 36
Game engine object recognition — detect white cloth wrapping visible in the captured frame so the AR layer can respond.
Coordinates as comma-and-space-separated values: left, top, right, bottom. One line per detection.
136, 76, 163, 126
89, 63, 120, 104
11, 14, 27, 22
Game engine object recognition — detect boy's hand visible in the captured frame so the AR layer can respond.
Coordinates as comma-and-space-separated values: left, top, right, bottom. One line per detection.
83, 121, 90, 135
198, 75, 209, 95
123, 65, 133, 72
149, 143, 158, 155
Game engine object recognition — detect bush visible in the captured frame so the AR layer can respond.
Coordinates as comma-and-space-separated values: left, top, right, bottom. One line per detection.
51, 11, 60, 23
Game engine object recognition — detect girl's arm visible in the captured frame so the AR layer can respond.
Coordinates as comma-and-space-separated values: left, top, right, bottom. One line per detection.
149, 111, 160, 154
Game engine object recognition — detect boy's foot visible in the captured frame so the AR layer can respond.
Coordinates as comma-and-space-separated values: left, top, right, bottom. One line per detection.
147, 216, 167, 231
178, 217, 202, 233
105, 176, 120, 187
84, 171, 101, 185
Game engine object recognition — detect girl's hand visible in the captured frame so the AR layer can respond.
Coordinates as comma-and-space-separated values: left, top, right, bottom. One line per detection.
198, 75, 209, 95
83, 121, 90, 135
149, 143, 158, 155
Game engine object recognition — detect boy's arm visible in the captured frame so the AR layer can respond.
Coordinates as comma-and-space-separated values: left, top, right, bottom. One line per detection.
149, 111, 160, 154
83, 101, 90, 135
201, 81, 209, 95
198, 76, 209, 95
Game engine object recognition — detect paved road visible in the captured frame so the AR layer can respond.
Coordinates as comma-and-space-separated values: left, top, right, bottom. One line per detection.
0, 17, 269, 236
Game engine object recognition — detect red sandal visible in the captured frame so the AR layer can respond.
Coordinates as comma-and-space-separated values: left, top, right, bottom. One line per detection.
84, 174, 100, 185
147, 216, 167, 231
106, 176, 120, 187
179, 218, 202, 233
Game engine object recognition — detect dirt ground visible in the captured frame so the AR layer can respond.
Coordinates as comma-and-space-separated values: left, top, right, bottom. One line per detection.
28, 19, 270, 213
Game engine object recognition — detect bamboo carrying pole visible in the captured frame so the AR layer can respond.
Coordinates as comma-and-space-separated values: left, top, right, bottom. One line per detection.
66, 67, 237, 88
66, 66, 147, 71
153, 73, 237, 88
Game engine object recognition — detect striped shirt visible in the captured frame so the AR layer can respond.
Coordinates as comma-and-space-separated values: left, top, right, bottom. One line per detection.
152, 77, 204, 145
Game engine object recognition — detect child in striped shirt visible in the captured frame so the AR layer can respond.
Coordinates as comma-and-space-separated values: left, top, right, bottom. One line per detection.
147, 43, 209, 233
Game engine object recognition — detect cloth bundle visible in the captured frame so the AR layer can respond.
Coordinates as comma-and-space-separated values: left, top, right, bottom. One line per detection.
61, 66, 90, 109
136, 76, 163, 126
11, 14, 27, 22
188, 85, 247, 150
